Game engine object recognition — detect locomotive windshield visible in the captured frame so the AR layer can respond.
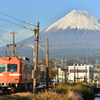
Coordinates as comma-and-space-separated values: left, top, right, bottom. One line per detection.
8, 64, 17, 72
0, 64, 6, 72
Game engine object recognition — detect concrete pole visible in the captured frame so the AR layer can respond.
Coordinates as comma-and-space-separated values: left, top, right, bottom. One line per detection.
10, 32, 16, 57
85, 64, 87, 83
77, 67, 78, 82
33, 22, 39, 94
65, 58, 67, 83
74, 64, 76, 83
46, 38, 49, 90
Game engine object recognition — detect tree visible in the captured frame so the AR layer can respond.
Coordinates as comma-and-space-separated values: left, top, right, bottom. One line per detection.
39, 59, 57, 82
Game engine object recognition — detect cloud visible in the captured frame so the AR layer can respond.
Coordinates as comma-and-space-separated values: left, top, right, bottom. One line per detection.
15, 29, 34, 42
1, 27, 13, 32
0, 28, 34, 47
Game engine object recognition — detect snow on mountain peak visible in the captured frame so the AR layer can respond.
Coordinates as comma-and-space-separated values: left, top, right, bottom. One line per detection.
45, 10, 100, 32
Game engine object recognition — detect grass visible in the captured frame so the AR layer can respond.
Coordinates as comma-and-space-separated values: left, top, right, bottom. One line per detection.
53, 83, 94, 100
0, 90, 83, 100
0, 92, 32, 100
0, 83, 95, 100
32, 91, 82, 100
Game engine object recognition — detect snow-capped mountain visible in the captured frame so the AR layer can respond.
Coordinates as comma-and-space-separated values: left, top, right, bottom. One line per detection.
45, 10, 100, 31
34, 10, 100, 50
18, 10, 100, 56
1, 10, 100, 58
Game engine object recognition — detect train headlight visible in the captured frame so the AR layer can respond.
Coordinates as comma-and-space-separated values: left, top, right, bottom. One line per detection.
4, 57, 10, 60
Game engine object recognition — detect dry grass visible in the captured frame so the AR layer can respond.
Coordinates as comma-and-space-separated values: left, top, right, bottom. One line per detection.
0, 83, 94, 100
0, 92, 32, 100
65, 90, 83, 100
32, 91, 63, 100
74, 83, 84, 92
31, 91, 83, 100
0, 91, 83, 100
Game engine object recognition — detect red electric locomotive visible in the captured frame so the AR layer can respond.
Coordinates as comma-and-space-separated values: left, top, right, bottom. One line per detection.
0, 56, 33, 92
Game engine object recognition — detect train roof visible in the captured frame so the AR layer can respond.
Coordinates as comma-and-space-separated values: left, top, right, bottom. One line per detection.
0, 56, 30, 61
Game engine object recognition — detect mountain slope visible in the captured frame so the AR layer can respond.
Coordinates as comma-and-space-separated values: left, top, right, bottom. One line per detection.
1, 10, 100, 58
45, 10, 100, 31
17, 10, 100, 56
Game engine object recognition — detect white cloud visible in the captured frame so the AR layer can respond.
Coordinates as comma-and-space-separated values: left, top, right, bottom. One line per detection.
0, 28, 34, 47
15, 29, 34, 42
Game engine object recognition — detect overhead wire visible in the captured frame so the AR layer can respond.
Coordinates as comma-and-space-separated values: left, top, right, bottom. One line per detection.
0, 17, 35, 31
0, 25, 14, 43
0, 18, 35, 52
14, 30, 35, 58
0, 23, 34, 45
0, 11, 41, 60
0, 11, 36, 26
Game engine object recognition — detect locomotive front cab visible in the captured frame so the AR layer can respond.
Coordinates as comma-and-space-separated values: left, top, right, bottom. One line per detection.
8, 64, 17, 72
0, 57, 22, 87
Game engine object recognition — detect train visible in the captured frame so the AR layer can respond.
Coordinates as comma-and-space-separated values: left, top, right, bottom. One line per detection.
0, 56, 33, 92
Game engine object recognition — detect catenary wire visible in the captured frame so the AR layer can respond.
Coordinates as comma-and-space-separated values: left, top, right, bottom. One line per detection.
0, 29, 33, 59
0, 17, 34, 31
0, 11, 36, 26
0, 12, 40, 60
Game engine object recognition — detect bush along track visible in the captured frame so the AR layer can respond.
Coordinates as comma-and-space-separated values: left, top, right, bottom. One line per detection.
52, 83, 94, 100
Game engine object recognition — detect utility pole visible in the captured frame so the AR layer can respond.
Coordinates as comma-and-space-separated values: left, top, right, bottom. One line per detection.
77, 67, 78, 82
38, 38, 49, 90
74, 64, 76, 83
57, 66, 59, 84
85, 64, 87, 83
46, 38, 49, 90
10, 32, 17, 57
65, 58, 67, 83
33, 22, 39, 94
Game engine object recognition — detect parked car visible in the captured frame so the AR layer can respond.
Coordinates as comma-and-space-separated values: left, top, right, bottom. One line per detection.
38, 82, 46, 88
51, 81, 58, 86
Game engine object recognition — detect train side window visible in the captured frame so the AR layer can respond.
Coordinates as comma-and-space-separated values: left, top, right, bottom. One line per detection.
0, 64, 6, 72
7, 64, 17, 72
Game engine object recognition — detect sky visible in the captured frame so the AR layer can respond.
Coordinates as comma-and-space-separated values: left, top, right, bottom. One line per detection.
0, 0, 100, 47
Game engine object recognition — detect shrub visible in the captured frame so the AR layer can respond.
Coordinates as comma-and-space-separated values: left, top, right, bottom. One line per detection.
56, 88, 67, 94
32, 91, 65, 100
65, 90, 83, 100
74, 83, 84, 92
31, 83, 94, 100
53, 83, 94, 100
53, 83, 73, 92
31, 91, 83, 100
82, 87, 94, 100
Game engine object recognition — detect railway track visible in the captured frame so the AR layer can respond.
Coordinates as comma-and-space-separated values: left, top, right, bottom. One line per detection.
0, 86, 49, 96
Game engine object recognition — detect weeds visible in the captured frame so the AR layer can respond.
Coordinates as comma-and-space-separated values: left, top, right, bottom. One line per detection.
31, 91, 83, 100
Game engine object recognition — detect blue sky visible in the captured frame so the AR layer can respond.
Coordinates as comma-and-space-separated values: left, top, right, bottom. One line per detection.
0, 0, 100, 47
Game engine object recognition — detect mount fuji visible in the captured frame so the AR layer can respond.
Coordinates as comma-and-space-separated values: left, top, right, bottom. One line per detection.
25, 10, 100, 48
1, 10, 100, 58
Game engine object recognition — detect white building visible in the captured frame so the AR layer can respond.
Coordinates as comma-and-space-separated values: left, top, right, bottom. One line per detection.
53, 67, 65, 83
68, 64, 94, 82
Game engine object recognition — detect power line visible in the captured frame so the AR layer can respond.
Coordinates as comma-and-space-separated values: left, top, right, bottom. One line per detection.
0, 17, 34, 31
0, 38, 11, 42
0, 17, 22, 27
0, 11, 36, 26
